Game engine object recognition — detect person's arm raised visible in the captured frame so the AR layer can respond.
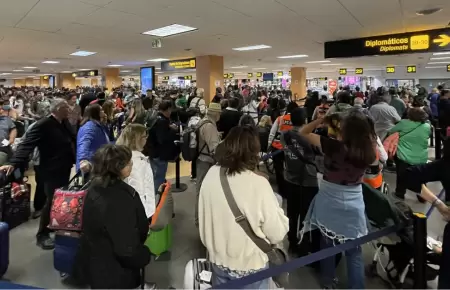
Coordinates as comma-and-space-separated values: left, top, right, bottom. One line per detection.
298, 118, 323, 149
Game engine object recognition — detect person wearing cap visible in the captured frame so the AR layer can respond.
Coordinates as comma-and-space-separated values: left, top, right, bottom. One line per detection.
195, 102, 221, 225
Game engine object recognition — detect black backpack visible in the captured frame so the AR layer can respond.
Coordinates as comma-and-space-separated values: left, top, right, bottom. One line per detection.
144, 109, 159, 131
181, 119, 212, 161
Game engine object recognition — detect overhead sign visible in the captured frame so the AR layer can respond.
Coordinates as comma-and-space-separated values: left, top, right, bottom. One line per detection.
339, 68, 347, 75
318, 77, 328, 81
289, 71, 291, 76
163, 76, 169, 80
448, 64, 450, 72
184, 75, 192, 80
228, 73, 234, 79
256, 72, 262, 78
161, 58, 196, 71
325, 28, 450, 58
277, 71, 283, 77
407, 66, 417, 73
223, 73, 228, 78
355, 68, 364, 74
71, 70, 98, 77
151, 38, 162, 48
386, 67, 396, 73
247, 73, 253, 78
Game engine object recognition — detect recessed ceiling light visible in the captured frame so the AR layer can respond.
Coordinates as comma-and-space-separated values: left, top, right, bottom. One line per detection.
121, 70, 131, 73
427, 62, 449, 64
107, 64, 123, 67
306, 60, 331, 64
27, 76, 35, 77
277, 55, 308, 59
42, 61, 59, 64
70, 51, 97, 56
142, 24, 198, 37
321, 63, 343, 66
232, 45, 271, 51
23, 66, 37, 69
433, 52, 450, 56
425, 66, 446, 69
61, 71, 72, 73
12, 70, 24, 72
430, 56, 450, 60
79, 69, 92, 71
155, 68, 161, 70
230, 66, 248, 69
253, 68, 267, 70
416, 8, 442, 16
0, 73, 11, 75
147, 58, 169, 62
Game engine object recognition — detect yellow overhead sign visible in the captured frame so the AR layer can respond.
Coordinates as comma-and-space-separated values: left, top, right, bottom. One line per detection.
228, 73, 234, 79
339, 68, 347, 75
184, 75, 192, 80
277, 71, 283, 77
256, 72, 262, 78
161, 58, 196, 71
386, 67, 395, 73
447, 65, 450, 72
247, 73, 253, 78
434, 34, 450, 47
355, 68, 363, 74
163, 76, 169, 80
407, 66, 416, 73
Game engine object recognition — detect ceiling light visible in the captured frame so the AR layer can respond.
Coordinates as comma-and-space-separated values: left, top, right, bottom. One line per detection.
430, 56, 450, 60
12, 70, 24, 72
23, 66, 37, 69
232, 45, 271, 51
425, 66, 446, 69
107, 64, 123, 67
79, 69, 92, 71
61, 71, 72, 73
433, 52, 450, 56
277, 55, 308, 59
147, 58, 169, 62
121, 70, 131, 73
416, 8, 442, 16
27, 76, 35, 77
427, 62, 450, 64
306, 60, 331, 64
70, 51, 97, 56
253, 68, 267, 70
142, 24, 198, 37
0, 73, 11, 75
42, 61, 59, 64
321, 63, 343, 66
230, 66, 248, 69
155, 68, 161, 70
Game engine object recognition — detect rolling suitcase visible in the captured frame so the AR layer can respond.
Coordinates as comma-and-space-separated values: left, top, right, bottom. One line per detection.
0, 181, 30, 230
183, 258, 212, 289
53, 231, 80, 277
0, 222, 9, 278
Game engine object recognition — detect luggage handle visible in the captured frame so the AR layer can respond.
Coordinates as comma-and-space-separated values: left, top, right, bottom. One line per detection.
66, 171, 90, 190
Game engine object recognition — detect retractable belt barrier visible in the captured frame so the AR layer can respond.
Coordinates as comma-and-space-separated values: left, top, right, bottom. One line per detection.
261, 149, 283, 161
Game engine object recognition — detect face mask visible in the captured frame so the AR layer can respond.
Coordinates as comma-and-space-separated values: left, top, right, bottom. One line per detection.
3, 105, 10, 111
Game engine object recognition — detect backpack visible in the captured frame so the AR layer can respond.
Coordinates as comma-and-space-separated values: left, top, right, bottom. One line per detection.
186, 97, 202, 117
181, 119, 212, 161
144, 109, 159, 131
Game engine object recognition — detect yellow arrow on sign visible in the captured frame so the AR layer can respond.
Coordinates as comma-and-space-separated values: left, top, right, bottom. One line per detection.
433, 34, 450, 47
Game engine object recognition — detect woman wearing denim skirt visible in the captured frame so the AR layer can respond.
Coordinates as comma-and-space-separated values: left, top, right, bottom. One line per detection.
297, 110, 377, 289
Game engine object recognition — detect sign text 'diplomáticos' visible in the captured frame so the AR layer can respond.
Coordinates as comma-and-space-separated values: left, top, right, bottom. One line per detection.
161, 58, 196, 71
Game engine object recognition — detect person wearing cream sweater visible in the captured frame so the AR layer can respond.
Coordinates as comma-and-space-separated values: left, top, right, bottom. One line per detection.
198, 126, 288, 289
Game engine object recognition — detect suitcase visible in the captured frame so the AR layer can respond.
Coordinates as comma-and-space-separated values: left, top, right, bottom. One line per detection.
53, 231, 80, 277
0, 222, 9, 278
145, 223, 173, 256
0, 183, 30, 230
183, 258, 212, 290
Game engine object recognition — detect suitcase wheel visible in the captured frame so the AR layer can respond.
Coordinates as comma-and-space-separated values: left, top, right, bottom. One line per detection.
60, 272, 68, 278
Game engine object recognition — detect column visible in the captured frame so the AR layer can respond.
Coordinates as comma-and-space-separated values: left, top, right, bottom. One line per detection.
33, 79, 40, 86
40, 76, 49, 87
56, 73, 75, 89
154, 74, 158, 85
91, 78, 99, 87
291, 67, 307, 105
196, 55, 224, 103
102, 68, 121, 90
25, 78, 34, 86
75, 78, 82, 87
14, 79, 25, 87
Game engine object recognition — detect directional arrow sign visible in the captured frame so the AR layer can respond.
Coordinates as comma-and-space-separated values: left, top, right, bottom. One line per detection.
433, 34, 450, 47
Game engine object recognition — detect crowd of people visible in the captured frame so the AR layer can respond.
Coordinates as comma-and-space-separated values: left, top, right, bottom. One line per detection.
0, 82, 448, 288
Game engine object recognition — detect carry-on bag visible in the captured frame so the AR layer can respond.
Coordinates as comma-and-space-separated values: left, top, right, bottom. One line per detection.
0, 222, 9, 278
183, 258, 212, 290
0, 176, 31, 230
53, 230, 80, 277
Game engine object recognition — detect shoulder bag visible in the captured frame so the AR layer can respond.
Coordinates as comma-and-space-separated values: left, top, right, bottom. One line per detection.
219, 167, 288, 287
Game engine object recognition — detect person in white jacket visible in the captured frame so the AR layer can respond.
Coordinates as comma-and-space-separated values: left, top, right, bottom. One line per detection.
116, 124, 155, 219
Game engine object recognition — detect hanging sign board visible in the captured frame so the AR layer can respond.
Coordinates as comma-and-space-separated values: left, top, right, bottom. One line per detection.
161, 58, 196, 71
71, 70, 98, 77
447, 65, 450, 72
228, 73, 234, 79
386, 67, 396, 73
163, 76, 169, 80
339, 68, 347, 75
247, 73, 253, 78
407, 66, 417, 73
325, 28, 450, 58
277, 71, 283, 77
355, 68, 364, 74
256, 72, 263, 78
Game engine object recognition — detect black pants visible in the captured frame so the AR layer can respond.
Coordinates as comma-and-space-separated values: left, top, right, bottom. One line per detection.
37, 168, 71, 238
271, 147, 286, 198
439, 222, 450, 289
395, 157, 413, 197
405, 159, 450, 202
33, 165, 46, 212
286, 181, 318, 247
191, 158, 197, 179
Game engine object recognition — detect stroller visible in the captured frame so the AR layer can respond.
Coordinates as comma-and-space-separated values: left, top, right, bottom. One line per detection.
362, 184, 441, 288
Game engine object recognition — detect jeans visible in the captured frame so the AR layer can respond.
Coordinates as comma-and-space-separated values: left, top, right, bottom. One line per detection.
211, 264, 269, 289
150, 158, 168, 194
320, 235, 365, 289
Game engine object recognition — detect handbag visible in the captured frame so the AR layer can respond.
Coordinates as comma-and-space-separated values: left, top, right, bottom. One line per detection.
48, 172, 89, 231
219, 167, 288, 288
383, 124, 422, 160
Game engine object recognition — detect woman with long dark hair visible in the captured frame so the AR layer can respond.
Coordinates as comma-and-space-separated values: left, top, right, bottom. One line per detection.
298, 110, 376, 289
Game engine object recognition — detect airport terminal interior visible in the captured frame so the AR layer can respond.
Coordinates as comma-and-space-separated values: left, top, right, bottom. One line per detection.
0, 0, 449, 289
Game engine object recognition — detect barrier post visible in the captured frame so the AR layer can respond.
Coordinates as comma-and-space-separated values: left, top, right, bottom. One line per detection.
435, 127, 442, 160
430, 126, 434, 147
412, 213, 427, 289
171, 156, 187, 193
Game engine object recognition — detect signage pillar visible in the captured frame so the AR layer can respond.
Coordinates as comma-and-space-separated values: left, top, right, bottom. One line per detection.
291, 67, 307, 105
56, 73, 75, 89
40, 76, 49, 87
102, 68, 121, 91
196, 55, 224, 104
154, 74, 158, 84
14, 79, 25, 86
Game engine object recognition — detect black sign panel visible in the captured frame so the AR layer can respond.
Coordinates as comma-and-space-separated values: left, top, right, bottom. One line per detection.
355, 68, 364, 74
161, 58, 196, 71
339, 68, 347, 75
407, 66, 417, 73
72, 70, 98, 77
386, 67, 396, 73
325, 28, 450, 58
163, 76, 169, 80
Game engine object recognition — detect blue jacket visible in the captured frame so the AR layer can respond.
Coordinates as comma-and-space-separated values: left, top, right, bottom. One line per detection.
429, 93, 439, 118
76, 120, 110, 170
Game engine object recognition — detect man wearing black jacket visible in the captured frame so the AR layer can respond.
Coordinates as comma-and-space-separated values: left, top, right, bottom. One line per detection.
0, 98, 75, 250
217, 97, 242, 139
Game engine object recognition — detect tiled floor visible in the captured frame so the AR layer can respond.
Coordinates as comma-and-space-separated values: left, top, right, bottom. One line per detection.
4, 154, 447, 289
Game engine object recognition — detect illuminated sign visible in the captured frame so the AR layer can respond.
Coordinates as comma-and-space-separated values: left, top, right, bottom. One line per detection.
339, 68, 347, 75
355, 68, 364, 74
325, 28, 450, 58
407, 66, 417, 73
448, 65, 450, 72
256, 72, 262, 78
163, 76, 169, 80
318, 77, 328, 81
43, 75, 49, 80
289, 71, 291, 76
247, 73, 253, 78
161, 58, 196, 71
223, 73, 228, 78
228, 73, 234, 79
184, 75, 192, 80
71, 70, 99, 77
277, 71, 283, 77
386, 67, 395, 73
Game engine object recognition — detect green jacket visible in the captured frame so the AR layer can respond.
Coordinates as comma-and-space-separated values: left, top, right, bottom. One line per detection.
390, 96, 406, 117
389, 119, 430, 165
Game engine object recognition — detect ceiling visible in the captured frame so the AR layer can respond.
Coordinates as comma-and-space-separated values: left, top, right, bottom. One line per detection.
0, 0, 449, 79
